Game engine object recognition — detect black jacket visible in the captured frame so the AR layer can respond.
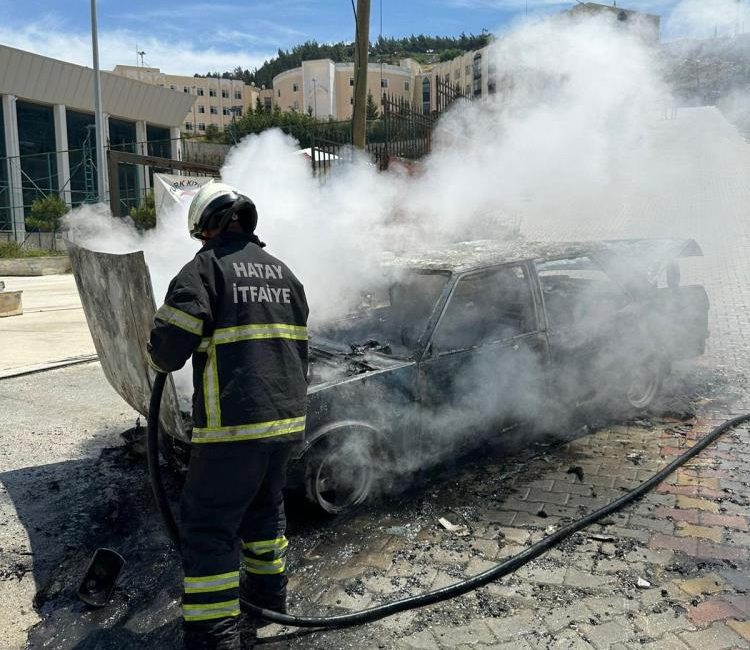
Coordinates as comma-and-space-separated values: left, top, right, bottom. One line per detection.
148, 232, 309, 444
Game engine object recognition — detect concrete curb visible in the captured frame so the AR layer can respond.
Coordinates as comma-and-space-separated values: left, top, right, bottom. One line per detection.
0, 257, 72, 276
0, 355, 99, 380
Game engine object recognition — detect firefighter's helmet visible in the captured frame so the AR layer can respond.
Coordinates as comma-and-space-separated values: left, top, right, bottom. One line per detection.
187, 181, 258, 240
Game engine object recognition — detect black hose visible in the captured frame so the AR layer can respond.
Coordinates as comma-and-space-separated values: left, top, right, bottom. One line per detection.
147, 371, 750, 630
147, 372, 181, 550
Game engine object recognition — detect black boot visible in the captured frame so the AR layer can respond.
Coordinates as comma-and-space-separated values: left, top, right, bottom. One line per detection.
183, 617, 241, 650
240, 573, 287, 629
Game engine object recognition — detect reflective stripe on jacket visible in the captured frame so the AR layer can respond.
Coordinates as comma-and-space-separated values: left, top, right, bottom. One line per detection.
147, 232, 309, 444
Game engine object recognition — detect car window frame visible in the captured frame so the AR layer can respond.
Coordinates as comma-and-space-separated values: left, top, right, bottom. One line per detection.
535, 254, 633, 334
423, 262, 543, 358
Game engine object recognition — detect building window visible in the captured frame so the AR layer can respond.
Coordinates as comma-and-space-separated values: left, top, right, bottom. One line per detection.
197, 105, 205, 114
350, 97, 354, 105
488, 60, 497, 95
185, 122, 194, 131
293, 100, 299, 110
293, 83, 299, 92
234, 90, 242, 100
381, 78, 389, 88
209, 89, 217, 97
422, 77, 431, 114
183, 86, 190, 93
197, 88, 204, 96
349, 77, 354, 86
473, 52, 482, 98
222, 89, 229, 98
404, 80, 410, 92
277, 89, 281, 97
169, 84, 176, 90
223, 107, 231, 116
210, 106, 218, 115
264, 97, 272, 109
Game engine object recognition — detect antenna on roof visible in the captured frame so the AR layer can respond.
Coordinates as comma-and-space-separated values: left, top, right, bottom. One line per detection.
136, 47, 146, 68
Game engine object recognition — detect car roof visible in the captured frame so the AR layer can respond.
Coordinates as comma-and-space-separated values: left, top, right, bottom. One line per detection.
381, 238, 703, 274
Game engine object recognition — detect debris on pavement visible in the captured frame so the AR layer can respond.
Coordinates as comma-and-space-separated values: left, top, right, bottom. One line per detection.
637, 577, 652, 589
438, 517, 469, 536
566, 465, 585, 482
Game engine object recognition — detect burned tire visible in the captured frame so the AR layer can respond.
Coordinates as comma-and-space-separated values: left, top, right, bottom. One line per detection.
625, 357, 665, 411
304, 427, 380, 515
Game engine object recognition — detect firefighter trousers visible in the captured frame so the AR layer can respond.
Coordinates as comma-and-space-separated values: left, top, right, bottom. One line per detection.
179, 440, 292, 647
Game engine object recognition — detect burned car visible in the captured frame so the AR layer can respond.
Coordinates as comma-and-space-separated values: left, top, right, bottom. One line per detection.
70, 239, 708, 514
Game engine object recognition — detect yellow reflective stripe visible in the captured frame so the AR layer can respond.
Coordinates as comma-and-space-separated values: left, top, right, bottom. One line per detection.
196, 338, 211, 353
203, 343, 221, 429
184, 571, 239, 594
212, 323, 307, 344
183, 600, 240, 622
192, 416, 306, 444
155, 304, 203, 336
243, 557, 286, 575
242, 536, 289, 556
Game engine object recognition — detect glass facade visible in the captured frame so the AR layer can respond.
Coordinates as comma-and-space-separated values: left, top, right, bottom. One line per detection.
66, 110, 98, 207
0, 101, 10, 231
109, 118, 139, 216
17, 101, 57, 217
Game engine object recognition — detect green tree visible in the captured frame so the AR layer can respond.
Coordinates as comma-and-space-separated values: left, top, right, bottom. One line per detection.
366, 91, 380, 120
26, 194, 69, 232
204, 124, 224, 143
129, 191, 156, 231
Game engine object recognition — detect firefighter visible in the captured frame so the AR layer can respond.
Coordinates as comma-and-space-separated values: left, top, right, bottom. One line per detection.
147, 182, 309, 649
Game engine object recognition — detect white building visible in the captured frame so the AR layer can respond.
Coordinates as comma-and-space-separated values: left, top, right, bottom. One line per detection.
1, 44, 194, 241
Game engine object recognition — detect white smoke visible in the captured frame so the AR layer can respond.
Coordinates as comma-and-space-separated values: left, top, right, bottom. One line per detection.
65, 9, 750, 439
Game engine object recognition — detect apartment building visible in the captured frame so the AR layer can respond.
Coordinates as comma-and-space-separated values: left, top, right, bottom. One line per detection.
112, 65, 261, 136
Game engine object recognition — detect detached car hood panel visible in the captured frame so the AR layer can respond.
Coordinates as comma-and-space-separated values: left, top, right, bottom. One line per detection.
69, 244, 189, 442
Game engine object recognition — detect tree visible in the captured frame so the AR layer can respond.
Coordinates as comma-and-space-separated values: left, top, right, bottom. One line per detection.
129, 191, 156, 231
366, 91, 380, 120
26, 194, 69, 232
204, 124, 224, 143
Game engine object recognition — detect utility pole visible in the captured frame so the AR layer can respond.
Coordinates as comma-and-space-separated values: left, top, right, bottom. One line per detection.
90, 0, 107, 204
352, 0, 371, 149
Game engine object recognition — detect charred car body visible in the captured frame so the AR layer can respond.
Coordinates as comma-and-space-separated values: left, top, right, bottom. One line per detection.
70, 238, 708, 513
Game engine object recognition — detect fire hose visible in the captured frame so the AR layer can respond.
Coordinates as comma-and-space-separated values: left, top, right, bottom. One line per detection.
147, 371, 750, 630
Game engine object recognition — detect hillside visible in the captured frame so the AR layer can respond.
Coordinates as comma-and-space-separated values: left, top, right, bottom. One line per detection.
198, 33, 491, 88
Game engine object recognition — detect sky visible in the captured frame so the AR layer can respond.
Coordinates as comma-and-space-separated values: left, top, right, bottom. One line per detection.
0, 0, 745, 76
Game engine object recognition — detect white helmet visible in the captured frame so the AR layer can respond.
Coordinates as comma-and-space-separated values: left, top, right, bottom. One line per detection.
187, 181, 240, 240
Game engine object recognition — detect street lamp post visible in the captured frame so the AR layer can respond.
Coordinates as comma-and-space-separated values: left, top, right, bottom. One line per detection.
90, 0, 107, 204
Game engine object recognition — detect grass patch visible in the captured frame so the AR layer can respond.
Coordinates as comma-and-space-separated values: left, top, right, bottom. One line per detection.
0, 241, 59, 258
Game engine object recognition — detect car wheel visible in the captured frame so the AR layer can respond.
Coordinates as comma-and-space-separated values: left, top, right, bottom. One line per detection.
304, 428, 379, 515
625, 358, 664, 411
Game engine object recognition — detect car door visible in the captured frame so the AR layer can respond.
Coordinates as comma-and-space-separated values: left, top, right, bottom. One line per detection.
417, 263, 550, 443
536, 255, 640, 407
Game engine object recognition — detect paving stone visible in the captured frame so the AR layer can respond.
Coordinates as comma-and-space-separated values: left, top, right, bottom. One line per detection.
495, 526, 531, 545
624, 547, 675, 566
726, 619, 750, 643
399, 629, 440, 649
484, 610, 537, 641
719, 568, 750, 593
471, 538, 500, 558
319, 585, 373, 610
578, 620, 634, 650
542, 603, 594, 633
564, 567, 614, 589
677, 474, 721, 490
679, 573, 731, 597
678, 622, 746, 649
676, 522, 724, 543
688, 598, 740, 626
432, 620, 495, 647
635, 611, 695, 636
676, 496, 721, 513
640, 632, 691, 649
523, 488, 571, 505
545, 628, 596, 649
514, 564, 566, 585
581, 595, 641, 617
629, 514, 677, 535
650, 533, 699, 556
